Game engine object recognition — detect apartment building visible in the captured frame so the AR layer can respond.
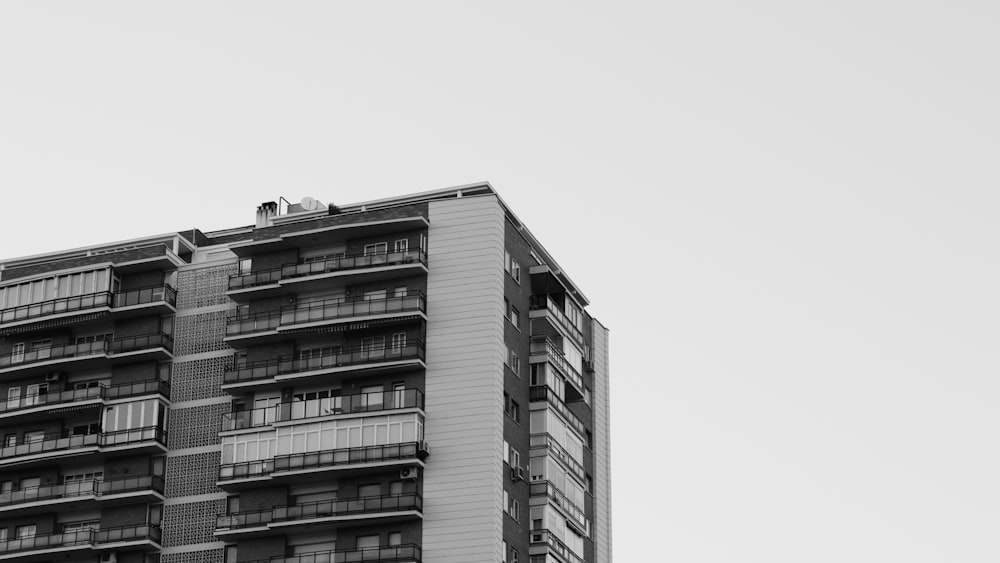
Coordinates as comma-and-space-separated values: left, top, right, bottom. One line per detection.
0, 183, 611, 563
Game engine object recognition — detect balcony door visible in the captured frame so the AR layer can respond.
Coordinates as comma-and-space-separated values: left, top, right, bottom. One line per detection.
10, 343, 24, 363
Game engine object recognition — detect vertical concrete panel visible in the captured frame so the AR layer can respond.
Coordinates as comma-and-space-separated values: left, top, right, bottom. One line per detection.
591, 319, 613, 563
423, 196, 506, 563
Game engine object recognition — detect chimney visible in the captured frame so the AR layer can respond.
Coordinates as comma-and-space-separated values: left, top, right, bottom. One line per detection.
256, 201, 278, 228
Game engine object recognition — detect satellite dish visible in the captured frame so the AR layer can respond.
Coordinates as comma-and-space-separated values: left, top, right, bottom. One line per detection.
301, 196, 317, 211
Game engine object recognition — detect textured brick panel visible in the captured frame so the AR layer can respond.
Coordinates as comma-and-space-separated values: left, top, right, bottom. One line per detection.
168, 403, 230, 449
176, 263, 237, 310
171, 356, 229, 402
162, 550, 224, 563
166, 452, 223, 497
162, 498, 226, 547
174, 311, 231, 356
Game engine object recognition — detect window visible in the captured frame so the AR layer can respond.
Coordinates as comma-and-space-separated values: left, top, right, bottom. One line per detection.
361, 337, 385, 358
364, 289, 387, 301
508, 349, 520, 376
4, 434, 15, 447
511, 549, 519, 563
510, 447, 520, 470
361, 385, 384, 410
7, 386, 20, 409
11, 343, 24, 363
16, 524, 36, 539
391, 332, 406, 351
63, 521, 99, 533
394, 239, 408, 252
388, 532, 402, 546
358, 484, 381, 498
356, 534, 380, 549
0, 528, 5, 542
392, 382, 406, 408
0, 481, 11, 493
509, 399, 520, 423
64, 471, 103, 484
389, 480, 404, 496
225, 545, 238, 563
25, 430, 45, 443
505, 250, 521, 283
393, 286, 407, 298
31, 340, 52, 360
509, 305, 520, 329
24, 383, 47, 406
364, 242, 388, 256
503, 491, 519, 521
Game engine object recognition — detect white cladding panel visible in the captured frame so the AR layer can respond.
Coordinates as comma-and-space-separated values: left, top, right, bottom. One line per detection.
423, 195, 506, 562
592, 318, 613, 563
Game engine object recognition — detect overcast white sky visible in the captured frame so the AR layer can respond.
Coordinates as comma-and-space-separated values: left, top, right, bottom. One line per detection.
1, 2, 998, 561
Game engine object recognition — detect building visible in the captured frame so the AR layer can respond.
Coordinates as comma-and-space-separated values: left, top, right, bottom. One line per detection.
0, 183, 611, 563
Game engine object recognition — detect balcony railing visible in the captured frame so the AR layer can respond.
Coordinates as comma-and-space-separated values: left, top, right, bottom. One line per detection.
0, 524, 160, 554
0, 474, 164, 508
529, 481, 590, 535
0, 291, 112, 325
0, 426, 167, 462
0, 379, 170, 415
529, 386, 586, 438
226, 293, 425, 337
217, 493, 422, 530
112, 284, 177, 308
229, 250, 428, 291
529, 434, 586, 483
219, 441, 428, 481
223, 341, 425, 385
0, 333, 173, 370
529, 530, 586, 563
529, 337, 584, 396
221, 389, 424, 431
242, 544, 421, 563
529, 295, 584, 344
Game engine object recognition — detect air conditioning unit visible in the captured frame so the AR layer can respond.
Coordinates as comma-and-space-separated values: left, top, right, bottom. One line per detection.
400, 466, 420, 480
100, 553, 118, 563
45, 371, 63, 383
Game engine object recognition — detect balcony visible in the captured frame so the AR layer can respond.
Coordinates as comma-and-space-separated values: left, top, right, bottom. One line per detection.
529, 482, 590, 536
242, 544, 421, 563
529, 434, 586, 484
529, 386, 586, 439
228, 250, 428, 296
225, 293, 426, 343
0, 524, 161, 557
529, 529, 585, 563
0, 426, 167, 467
529, 295, 584, 346
218, 441, 429, 484
223, 342, 425, 389
221, 389, 425, 432
0, 379, 170, 419
0, 332, 174, 376
0, 474, 164, 513
216, 493, 422, 536
529, 337, 585, 402
0, 284, 177, 331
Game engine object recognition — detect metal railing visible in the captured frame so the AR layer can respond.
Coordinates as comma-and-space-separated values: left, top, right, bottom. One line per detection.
529, 386, 587, 438
112, 284, 177, 308
0, 379, 169, 415
529, 433, 586, 483
0, 474, 164, 508
0, 426, 167, 461
217, 493, 422, 530
241, 544, 421, 563
221, 389, 424, 431
219, 441, 428, 481
529, 481, 590, 535
0, 524, 161, 554
0, 291, 112, 324
0, 333, 173, 370
226, 293, 425, 336
529, 337, 585, 396
223, 341, 425, 384
228, 249, 427, 291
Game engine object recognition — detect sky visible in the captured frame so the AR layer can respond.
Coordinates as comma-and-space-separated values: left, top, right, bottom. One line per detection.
1, 2, 998, 561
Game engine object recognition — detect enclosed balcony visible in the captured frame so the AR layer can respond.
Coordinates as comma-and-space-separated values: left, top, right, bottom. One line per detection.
218, 441, 429, 485
241, 544, 421, 563
0, 523, 161, 558
221, 389, 424, 432
0, 283, 176, 332
529, 482, 590, 537
528, 386, 586, 439
528, 337, 586, 403
222, 341, 425, 390
215, 493, 422, 538
0, 426, 167, 468
0, 332, 174, 377
529, 434, 586, 484
528, 529, 586, 563
0, 474, 164, 515
0, 379, 170, 420
228, 249, 428, 298
225, 293, 426, 344
529, 295, 584, 347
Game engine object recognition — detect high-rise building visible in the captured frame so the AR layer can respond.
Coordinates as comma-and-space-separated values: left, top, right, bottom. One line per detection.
0, 183, 611, 563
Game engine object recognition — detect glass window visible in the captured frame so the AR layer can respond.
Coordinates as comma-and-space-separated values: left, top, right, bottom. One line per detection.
363, 243, 387, 256
394, 239, 408, 252
16, 524, 36, 539
388, 532, 402, 546
356, 534, 380, 549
